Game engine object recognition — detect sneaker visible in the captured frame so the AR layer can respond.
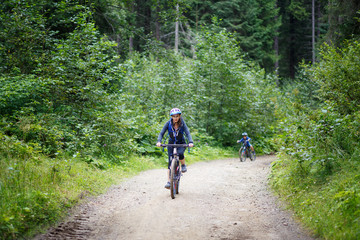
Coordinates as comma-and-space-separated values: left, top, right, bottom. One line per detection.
181, 164, 187, 173
164, 182, 170, 189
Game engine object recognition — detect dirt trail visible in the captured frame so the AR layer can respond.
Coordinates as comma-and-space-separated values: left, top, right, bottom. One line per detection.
34, 155, 316, 240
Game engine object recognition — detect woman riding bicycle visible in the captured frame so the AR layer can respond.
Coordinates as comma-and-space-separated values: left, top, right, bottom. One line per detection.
156, 108, 194, 189
237, 132, 254, 152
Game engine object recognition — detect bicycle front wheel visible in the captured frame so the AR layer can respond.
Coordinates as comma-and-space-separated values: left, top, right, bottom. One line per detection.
170, 157, 178, 199
176, 179, 180, 194
239, 147, 246, 162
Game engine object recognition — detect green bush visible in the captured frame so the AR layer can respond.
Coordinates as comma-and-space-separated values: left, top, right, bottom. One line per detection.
0, 75, 51, 115
271, 39, 360, 239
313, 40, 360, 115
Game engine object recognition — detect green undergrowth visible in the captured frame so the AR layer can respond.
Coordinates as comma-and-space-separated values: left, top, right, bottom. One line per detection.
270, 153, 360, 239
0, 154, 139, 239
0, 132, 233, 240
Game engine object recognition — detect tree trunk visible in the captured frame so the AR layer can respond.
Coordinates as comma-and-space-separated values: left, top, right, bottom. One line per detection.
312, 0, 316, 64
175, 4, 179, 53
274, 0, 279, 85
196, 3, 199, 32
289, 14, 296, 78
155, 5, 160, 41
129, 2, 135, 53
327, 0, 332, 44
129, 37, 133, 53
317, 1, 321, 38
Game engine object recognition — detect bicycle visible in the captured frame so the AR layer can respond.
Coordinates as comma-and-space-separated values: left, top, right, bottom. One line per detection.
160, 143, 190, 199
238, 141, 256, 162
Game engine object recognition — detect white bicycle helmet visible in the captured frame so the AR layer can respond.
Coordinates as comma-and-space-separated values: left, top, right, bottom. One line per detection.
170, 108, 181, 116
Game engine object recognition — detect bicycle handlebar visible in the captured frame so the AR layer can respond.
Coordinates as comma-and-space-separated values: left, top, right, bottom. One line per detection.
159, 144, 192, 148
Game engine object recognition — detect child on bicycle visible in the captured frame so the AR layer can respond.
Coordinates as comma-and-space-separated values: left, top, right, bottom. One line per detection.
237, 132, 254, 152
156, 108, 194, 189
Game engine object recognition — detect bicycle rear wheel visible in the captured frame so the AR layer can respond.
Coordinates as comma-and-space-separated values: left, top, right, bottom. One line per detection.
250, 150, 256, 161
170, 157, 178, 199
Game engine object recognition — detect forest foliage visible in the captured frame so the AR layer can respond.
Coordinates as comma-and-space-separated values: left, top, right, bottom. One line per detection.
0, 2, 277, 238
271, 39, 360, 239
0, 0, 360, 239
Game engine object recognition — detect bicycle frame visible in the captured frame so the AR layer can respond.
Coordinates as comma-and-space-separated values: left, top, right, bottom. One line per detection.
243, 144, 250, 154
238, 141, 255, 162
161, 143, 189, 199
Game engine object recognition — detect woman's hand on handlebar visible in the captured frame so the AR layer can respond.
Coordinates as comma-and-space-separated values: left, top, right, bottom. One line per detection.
189, 143, 194, 148
156, 142, 162, 147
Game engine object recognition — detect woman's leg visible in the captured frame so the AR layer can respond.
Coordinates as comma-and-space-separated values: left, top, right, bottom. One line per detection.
180, 158, 187, 172
178, 147, 187, 172
180, 158, 185, 165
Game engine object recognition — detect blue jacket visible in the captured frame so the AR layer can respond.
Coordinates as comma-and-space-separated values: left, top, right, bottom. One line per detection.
239, 137, 251, 143
238, 137, 252, 147
157, 117, 193, 144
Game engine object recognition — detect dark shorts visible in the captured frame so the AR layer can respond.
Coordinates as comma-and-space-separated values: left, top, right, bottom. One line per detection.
167, 146, 186, 169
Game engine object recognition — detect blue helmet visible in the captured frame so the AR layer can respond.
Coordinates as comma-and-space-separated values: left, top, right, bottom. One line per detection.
242, 132, 248, 136
170, 108, 181, 116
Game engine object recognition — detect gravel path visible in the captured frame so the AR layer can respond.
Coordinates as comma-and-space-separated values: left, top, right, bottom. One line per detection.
34, 155, 316, 240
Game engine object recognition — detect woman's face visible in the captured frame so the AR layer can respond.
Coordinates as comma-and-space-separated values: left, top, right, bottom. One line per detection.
171, 114, 180, 123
